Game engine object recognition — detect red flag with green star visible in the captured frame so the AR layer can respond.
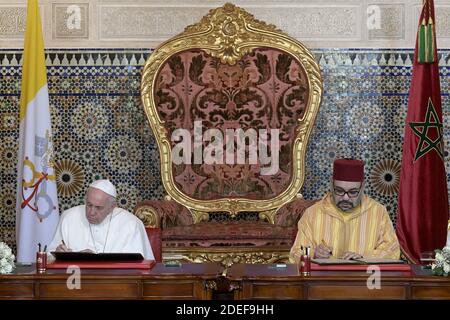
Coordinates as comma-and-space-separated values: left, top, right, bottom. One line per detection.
396, 0, 449, 264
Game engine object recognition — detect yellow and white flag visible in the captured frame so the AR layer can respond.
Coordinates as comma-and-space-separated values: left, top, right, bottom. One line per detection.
16, 0, 59, 263
447, 220, 450, 247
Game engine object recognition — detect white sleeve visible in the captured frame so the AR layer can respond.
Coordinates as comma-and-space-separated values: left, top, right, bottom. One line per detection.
138, 222, 155, 260
122, 220, 154, 260
47, 215, 64, 256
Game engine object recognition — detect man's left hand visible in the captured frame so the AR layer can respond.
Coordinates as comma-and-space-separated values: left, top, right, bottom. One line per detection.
341, 252, 362, 260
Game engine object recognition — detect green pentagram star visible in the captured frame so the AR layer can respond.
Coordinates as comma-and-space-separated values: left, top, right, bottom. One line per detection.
409, 98, 444, 161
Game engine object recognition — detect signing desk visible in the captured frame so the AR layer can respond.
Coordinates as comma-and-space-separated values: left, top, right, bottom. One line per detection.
2, 263, 450, 300
227, 264, 450, 300
0, 263, 223, 300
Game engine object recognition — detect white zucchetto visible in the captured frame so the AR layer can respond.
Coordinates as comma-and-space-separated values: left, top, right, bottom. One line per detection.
89, 179, 117, 198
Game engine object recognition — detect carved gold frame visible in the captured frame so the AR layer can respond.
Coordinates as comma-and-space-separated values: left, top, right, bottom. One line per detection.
163, 247, 290, 268
141, 3, 323, 224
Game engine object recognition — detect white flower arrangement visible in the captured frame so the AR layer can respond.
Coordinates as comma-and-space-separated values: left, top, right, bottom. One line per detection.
432, 246, 450, 276
0, 242, 15, 274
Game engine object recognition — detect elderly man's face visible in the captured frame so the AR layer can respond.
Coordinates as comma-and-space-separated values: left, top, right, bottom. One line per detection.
85, 188, 115, 224
332, 179, 363, 212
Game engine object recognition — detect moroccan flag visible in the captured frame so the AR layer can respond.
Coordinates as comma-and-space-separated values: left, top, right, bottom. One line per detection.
396, 0, 449, 264
16, 0, 59, 263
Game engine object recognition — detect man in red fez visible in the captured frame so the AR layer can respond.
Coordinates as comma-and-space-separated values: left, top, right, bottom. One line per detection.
290, 158, 400, 262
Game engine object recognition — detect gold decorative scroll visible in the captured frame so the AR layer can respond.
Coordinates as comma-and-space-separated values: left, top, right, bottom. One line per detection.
135, 205, 160, 228
163, 247, 290, 268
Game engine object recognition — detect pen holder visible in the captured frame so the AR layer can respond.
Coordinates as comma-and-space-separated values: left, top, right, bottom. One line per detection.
36, 251, 47, 273
299, 254, 311, 276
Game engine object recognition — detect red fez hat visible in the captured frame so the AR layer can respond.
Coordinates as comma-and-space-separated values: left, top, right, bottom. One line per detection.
333, 158, 364, 182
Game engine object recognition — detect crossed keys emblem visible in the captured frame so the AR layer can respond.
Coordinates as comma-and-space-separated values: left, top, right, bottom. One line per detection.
20, 131, 57, 222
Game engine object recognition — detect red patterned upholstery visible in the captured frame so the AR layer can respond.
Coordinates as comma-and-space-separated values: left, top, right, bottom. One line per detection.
155, 48, 309, 200
139, 199, 193, 228
275, 198, 318, 227
163, 221, 296, 247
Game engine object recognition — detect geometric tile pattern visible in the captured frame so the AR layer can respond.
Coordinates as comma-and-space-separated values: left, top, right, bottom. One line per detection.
1, 48, 450, 252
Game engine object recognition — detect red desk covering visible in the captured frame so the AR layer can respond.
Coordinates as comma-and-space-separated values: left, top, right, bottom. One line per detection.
47, 260, 156, 269
311, 263, 411, 272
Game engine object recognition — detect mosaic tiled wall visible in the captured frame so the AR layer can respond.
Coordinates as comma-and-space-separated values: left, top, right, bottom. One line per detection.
1, 48, 450, 252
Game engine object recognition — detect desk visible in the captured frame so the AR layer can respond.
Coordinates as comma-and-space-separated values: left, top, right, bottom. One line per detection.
227, 264, 450, 300
0, 263, 223, 300
2, 263, 449, 300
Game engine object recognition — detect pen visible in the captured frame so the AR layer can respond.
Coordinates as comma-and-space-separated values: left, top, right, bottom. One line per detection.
38, 242, 41, 252
62, 239, 66, 246
43, 245, 47, 253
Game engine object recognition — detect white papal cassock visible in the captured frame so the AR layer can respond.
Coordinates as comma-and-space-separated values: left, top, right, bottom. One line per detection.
48, 205, 154, 260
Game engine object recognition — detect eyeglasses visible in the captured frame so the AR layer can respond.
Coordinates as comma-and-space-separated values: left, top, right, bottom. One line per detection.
333, 186, 361, 198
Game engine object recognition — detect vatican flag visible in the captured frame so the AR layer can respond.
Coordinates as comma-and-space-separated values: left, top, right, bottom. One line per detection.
16, 0, 59, 263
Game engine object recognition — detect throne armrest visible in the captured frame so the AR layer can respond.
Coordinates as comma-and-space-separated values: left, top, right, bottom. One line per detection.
135, 199, 193, 228
274, 197, 318, 227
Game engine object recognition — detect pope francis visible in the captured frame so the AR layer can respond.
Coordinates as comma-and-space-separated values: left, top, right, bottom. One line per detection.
48, 179, 154, 260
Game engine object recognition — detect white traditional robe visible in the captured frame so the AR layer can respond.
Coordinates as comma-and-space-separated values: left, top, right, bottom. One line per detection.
48, 205, 154, 260
447, 220, 450, 247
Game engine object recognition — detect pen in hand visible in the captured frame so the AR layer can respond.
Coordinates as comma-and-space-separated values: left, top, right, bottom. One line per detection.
58, 239, 71, 252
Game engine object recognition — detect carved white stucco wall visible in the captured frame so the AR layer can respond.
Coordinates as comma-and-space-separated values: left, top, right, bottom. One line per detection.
1, 0, 449, 48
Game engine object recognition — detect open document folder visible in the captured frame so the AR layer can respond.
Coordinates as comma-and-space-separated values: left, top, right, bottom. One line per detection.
312, 258, 405, 265
51, 251, 144, 261
48, 252, 153, 269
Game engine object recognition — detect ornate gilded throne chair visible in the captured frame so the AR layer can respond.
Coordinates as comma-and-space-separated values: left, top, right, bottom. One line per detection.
136, 3, 322, 267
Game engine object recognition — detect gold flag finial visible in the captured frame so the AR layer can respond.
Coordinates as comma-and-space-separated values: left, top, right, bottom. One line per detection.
418, 1, 435, 63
